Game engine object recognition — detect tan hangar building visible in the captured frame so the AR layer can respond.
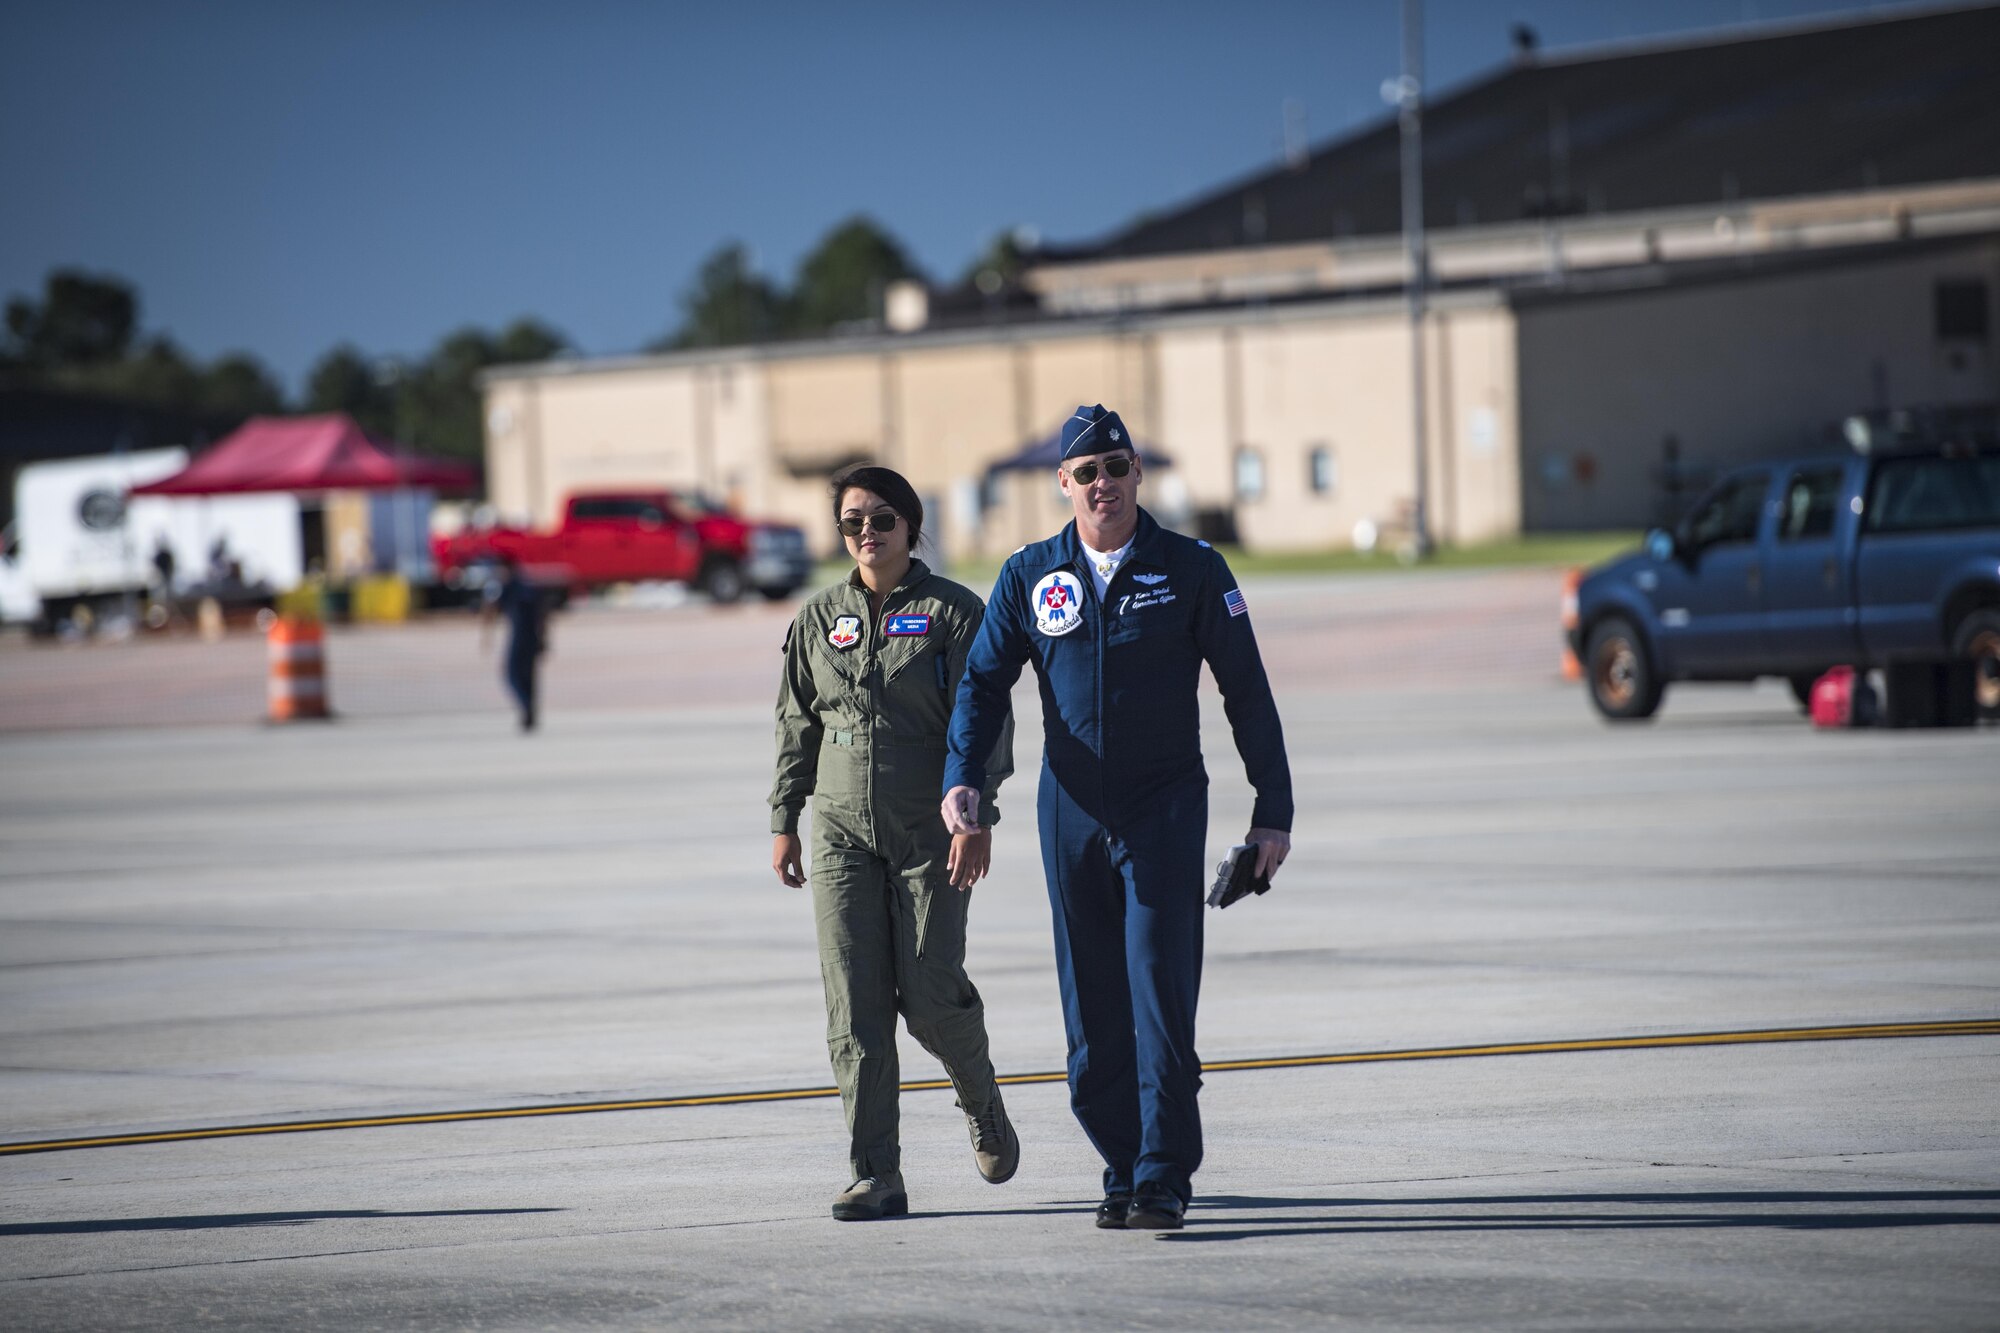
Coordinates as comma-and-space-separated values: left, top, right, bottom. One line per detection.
481, 5, 2000, 560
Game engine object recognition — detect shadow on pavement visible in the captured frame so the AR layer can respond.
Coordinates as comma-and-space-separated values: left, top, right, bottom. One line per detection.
1162, 1190, 2000, 1242
0, 1208, 564, 1237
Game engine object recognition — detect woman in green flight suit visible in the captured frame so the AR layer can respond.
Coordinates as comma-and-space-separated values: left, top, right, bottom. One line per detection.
770, 463, 1017, 1221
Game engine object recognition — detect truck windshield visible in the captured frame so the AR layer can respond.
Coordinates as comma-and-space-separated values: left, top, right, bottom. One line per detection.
668, 495, 725, 521
1865, 457, 2000, 534
573, 499, 668, 524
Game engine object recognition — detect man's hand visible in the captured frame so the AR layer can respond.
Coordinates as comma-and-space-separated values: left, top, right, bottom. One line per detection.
940, 785, 982, 835
772, 833, 806, 887
947, 827, 991, 891
1247, 827, 1291, 881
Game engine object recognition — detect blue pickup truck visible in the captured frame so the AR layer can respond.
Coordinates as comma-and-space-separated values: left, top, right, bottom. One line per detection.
1569, 420, 2000, 725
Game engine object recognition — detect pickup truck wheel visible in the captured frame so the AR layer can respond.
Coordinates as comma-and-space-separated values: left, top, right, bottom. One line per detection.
1952, 610, 2000, 720
700, 557, 746, 604
1585, 617, 1663, 721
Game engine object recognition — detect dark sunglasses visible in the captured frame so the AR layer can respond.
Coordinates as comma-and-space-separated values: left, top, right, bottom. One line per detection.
1066, 455, 1135, 485
837, 513, 900, 537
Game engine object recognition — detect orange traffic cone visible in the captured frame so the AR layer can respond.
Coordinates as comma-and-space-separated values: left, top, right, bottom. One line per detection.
1559, 567, 1583, 682
267, 615, 331, 721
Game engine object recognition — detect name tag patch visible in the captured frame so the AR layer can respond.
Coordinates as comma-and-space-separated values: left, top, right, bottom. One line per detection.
1118, 588, 1176, 615
884, 613, 931, 636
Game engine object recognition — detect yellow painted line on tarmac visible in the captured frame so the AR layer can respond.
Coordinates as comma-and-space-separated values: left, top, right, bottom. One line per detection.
1194, 1019, 2000, 1073
3, 1018, 1994, 1158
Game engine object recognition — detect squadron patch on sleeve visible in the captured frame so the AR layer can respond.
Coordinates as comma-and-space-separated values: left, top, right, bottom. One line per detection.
827, 615, 862, 649
1031, 571, 1085, 637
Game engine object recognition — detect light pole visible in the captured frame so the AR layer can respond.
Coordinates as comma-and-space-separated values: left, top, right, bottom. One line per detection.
1396, 0, 1434, 558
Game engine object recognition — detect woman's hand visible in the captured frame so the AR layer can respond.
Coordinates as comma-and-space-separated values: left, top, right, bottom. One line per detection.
773, 834, 806, 887
947, 827, 992, 891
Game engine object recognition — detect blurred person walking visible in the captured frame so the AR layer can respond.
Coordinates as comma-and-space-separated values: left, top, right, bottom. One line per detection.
480, 555, 547, 731
943, 405, 1292, 1231
770, 463, 1018, 1221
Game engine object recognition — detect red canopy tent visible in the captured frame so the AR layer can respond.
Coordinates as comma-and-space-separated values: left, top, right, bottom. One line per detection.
129, 414, 478, 496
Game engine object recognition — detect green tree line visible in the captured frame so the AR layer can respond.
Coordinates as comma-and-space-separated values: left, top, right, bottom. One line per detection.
1, 270, 567, 461
659, 215, 1026, 350
1, 217, 1027, 457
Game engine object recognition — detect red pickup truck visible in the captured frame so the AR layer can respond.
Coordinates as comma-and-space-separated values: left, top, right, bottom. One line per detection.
433, 491, 812, 602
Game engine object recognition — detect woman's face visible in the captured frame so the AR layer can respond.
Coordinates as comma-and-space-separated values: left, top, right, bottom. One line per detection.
839, 487, 912, 572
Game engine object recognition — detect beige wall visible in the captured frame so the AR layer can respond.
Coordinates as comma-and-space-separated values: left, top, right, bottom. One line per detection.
890, 343, 1025, 560
1434, 306, 1523, 545
480, 303, 1526, 560
484, 365, 763, 528
1516, 237, 2000, 530
1149, 300, 1519, 550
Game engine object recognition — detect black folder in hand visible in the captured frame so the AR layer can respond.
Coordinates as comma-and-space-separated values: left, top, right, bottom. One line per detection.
1206, 843, 1271, 909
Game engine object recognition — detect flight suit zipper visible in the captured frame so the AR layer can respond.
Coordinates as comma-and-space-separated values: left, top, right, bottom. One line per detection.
865, 575, 934, 957
857, 583, 880, 853
1086, 552, 1140, 836
1070, 553, 1112, 837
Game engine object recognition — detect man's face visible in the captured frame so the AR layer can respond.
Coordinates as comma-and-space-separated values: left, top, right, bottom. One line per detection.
1057, 448, 1142, 530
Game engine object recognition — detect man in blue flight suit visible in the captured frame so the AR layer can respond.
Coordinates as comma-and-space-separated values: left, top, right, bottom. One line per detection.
942, 404, 1292, 1231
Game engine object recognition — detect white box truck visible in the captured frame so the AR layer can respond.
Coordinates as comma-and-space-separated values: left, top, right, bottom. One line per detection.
7, 449, 302, 633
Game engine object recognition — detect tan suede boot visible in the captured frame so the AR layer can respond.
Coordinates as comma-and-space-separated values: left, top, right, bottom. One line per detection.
831, 1172, 908, 1221
964, 1091, 1019, 1184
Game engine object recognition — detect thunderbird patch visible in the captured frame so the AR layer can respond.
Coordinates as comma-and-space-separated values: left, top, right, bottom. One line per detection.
1032, 571, 1085, 637
827, 615, 862, 649
884, 613, 930, 636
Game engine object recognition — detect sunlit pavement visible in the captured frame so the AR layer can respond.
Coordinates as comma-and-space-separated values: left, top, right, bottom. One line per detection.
2, 570, 1995, 1329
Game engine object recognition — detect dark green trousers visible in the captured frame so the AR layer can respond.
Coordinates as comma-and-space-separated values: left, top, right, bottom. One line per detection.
812, 827, 998, 1180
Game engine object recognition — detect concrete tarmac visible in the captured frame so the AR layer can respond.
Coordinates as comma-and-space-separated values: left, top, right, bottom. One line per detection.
2, 571, 1996, 1329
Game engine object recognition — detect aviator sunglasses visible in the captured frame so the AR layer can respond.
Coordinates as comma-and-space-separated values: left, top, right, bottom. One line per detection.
837, 512, 900, 537
1065, 455, 1135, 485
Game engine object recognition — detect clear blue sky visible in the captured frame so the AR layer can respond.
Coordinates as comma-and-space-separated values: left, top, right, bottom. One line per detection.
0, 0, 1930, 392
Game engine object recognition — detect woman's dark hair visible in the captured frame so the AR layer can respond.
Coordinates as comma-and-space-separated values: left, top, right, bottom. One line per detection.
829, 463, 924, 551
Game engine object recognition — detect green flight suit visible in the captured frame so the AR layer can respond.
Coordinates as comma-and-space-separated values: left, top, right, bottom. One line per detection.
771, 559, 1014, 1181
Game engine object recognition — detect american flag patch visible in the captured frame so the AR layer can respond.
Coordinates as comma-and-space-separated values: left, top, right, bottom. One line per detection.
1224, 588, 1248, 618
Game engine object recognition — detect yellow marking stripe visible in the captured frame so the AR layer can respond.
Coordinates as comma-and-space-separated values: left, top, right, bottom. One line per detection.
3, 1019, 1993, 1157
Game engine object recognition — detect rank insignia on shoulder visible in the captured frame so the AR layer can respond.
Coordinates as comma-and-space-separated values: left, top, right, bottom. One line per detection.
827, 615, 862, 649
884, 613, 930, 636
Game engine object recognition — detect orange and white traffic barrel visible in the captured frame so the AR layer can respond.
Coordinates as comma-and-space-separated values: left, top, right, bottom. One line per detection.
1559, 567, 1584, 682
267, 615, 331, 722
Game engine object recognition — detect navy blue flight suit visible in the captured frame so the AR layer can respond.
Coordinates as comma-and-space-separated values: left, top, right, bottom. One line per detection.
490, 573, 545, 727
945, 507, 1291, 1206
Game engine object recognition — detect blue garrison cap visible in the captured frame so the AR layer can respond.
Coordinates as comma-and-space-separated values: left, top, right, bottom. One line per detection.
1059, 404, 1133, 462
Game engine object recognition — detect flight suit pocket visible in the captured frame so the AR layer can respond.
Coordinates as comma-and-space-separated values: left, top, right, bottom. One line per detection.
909, 873, 967, 966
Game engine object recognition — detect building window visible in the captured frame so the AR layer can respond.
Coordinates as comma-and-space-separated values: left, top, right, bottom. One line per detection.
1307, 444, 1336, 496
1234, 447, 1265, 502
1936, 280, 1990, 343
